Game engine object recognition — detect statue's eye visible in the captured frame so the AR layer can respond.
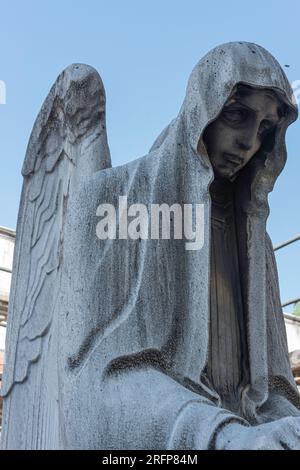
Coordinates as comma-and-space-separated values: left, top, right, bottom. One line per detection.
222, 107, 246, 123
258, 120, 275, 138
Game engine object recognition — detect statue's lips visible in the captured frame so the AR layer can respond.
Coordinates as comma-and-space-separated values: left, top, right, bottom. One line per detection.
223, 153, 243, 165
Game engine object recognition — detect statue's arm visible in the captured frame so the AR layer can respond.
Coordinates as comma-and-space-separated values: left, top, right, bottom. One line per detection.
98, 366, 248, 450
97, 366, 300, 450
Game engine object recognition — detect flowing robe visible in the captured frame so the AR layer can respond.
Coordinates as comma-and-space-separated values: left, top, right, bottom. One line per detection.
2, 41, 300, 450
206, 177, 249, 414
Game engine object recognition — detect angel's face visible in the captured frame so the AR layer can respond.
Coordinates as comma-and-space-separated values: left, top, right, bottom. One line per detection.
202, 86, 282, 180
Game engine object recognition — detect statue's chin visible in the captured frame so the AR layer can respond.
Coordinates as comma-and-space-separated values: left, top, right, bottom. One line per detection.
213, 167, 239, 182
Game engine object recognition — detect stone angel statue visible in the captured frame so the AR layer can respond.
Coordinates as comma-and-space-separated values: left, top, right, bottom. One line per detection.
1, 42, 300, 450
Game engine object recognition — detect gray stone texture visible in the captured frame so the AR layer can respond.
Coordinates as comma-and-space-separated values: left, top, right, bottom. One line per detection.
1, 42, 300, 449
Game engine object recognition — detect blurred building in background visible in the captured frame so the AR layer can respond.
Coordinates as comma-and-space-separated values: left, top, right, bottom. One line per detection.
285, 314, 300, 388
0, 226, 15, 427
0, 226, 299, 429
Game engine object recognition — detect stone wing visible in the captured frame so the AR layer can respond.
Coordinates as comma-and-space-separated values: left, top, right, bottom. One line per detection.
1, 63, 111, 396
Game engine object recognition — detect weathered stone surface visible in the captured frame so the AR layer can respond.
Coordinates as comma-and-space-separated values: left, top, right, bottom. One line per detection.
1, 42, 300, 450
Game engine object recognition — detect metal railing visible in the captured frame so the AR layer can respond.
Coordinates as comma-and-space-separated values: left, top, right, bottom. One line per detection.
274, 234, 300, 252
274, 233, 300, 310
282, 297, 300, 308
0, 266, 12, 274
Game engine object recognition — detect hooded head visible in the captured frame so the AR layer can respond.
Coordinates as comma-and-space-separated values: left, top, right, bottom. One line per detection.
183, 41, 297, 149
181, 41, 297, 209
202, 83, 288, 182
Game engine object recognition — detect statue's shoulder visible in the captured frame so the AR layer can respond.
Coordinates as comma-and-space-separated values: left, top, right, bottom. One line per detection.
92, 149, 160, 189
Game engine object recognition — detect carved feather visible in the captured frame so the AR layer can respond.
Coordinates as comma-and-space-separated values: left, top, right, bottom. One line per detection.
2, 63, 111, 396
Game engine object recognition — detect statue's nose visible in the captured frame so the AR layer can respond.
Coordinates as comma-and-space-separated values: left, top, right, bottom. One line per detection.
236, 128, 258, 152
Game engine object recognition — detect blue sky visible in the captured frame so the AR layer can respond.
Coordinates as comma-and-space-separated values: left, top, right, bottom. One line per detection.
0, 0, 299, 309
